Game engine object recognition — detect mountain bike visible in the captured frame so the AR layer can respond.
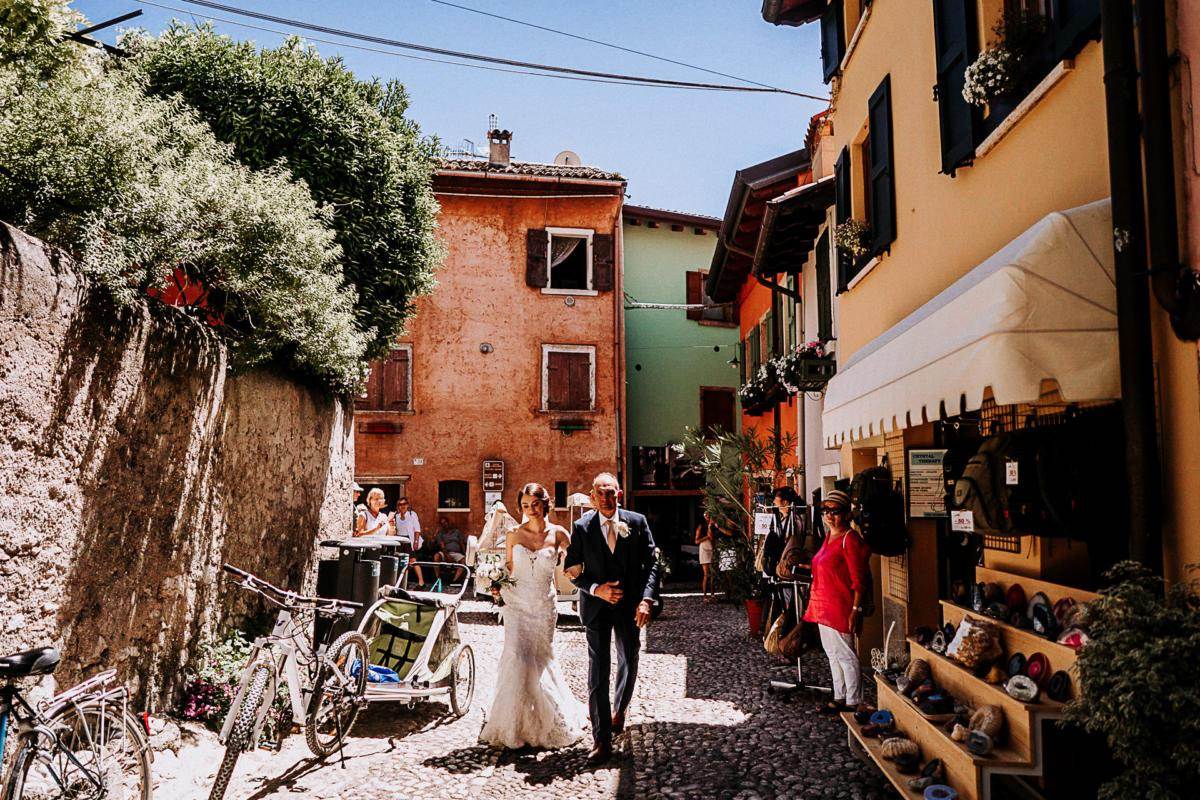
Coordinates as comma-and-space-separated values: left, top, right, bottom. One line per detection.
209, 564, 366, 800
0, 648, 152, 800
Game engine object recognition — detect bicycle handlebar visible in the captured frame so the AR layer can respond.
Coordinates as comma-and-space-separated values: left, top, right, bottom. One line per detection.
222, 563, 361, 615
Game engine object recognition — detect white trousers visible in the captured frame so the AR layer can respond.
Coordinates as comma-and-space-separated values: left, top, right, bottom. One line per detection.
818, 624, 862, 706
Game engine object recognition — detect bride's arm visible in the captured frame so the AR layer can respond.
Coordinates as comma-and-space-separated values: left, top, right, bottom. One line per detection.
505, 533, 515, 575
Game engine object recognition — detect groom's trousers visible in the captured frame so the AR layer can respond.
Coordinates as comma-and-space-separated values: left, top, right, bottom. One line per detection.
585, 608, 640, 745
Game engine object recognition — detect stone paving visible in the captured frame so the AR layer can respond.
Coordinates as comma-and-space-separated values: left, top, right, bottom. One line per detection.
156, 594, 895, 800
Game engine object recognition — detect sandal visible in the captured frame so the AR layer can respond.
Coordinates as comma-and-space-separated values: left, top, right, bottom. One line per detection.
819, 700, 847, 714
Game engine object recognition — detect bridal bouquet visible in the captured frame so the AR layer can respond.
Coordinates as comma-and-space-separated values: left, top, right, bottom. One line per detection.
475, 558, 516, 603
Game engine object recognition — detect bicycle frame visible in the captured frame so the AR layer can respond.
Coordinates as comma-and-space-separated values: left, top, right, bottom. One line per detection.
219, 607, 316, 748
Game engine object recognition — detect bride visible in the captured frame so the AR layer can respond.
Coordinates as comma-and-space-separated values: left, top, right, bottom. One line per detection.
478, 482, 588, 749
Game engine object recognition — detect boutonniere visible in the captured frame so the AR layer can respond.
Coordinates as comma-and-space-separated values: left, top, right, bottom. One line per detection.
614, 521, 631, 539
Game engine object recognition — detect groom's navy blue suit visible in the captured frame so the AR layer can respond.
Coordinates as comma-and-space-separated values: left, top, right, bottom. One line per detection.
565, 508, 660, 747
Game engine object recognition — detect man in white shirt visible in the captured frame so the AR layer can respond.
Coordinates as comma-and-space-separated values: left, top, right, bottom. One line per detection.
394, 497, 427, 584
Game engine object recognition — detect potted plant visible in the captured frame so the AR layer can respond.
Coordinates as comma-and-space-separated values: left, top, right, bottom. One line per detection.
774, 340, 836, 394
676, 425, 798, 635
1065, 561, 1200, 799
962, 9, 1049, 117
834, 218, 872, 261
738, 361, 784, 415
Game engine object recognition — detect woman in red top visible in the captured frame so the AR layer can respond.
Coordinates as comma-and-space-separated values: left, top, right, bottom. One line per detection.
804, 489, 871, 712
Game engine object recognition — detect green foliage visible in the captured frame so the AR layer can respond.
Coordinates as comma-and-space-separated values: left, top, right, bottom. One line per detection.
1065, 561, 1200, 800
675, 426, 798, 602
179, 631, 291, 744
123, 23, 443, 359
0, 2, 378, 392
0, 0, 80, 80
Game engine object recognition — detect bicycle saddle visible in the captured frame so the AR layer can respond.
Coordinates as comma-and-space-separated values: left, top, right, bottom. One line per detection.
0, 647, 60, 678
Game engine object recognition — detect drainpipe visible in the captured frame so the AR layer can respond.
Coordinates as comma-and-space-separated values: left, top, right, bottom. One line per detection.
1136, 0, 1200, 340
1101, 0, 1164, 572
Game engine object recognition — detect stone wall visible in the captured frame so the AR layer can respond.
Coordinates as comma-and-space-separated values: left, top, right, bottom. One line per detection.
0, 222, 354, 709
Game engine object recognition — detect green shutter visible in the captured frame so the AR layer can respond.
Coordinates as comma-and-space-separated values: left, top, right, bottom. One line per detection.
867, 74, 897, 256
932, 0, 981, 175
816, 229, 833, 342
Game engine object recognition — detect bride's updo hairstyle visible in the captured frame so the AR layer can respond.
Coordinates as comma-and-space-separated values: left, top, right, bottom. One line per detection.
516, 482, 551, 516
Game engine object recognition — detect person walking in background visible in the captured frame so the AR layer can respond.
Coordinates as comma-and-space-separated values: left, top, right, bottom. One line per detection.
804, 489, 871, 714
356, 487, 393, 538
695, 512, 716, 603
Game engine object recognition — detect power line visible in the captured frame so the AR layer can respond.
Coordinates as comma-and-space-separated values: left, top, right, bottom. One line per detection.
137, 0, 745, 90
160, 0, 827, 99
426, 0, 789, 93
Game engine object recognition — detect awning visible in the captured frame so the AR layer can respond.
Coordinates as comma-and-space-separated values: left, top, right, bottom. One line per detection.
822, 198, 1117, 446
753, 175, 835, 276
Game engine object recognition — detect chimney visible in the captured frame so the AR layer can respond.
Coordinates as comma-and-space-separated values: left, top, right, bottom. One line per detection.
488, 128, 512, 167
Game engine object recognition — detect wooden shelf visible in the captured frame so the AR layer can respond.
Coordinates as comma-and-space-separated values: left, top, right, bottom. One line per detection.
941, 601, 1081, 699
975, 566, 1100, 605
841, 712, 928, 798
909, 639, 1057, 715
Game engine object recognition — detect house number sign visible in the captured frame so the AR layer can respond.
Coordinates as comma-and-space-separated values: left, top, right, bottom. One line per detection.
482, 460, 505, 492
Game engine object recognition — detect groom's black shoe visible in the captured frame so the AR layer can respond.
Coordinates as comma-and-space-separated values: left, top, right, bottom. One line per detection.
611, 711, 625, 735
586, 742, 613, 766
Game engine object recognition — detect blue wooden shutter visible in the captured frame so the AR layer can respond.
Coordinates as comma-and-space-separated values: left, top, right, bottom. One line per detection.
816, 229, 833, 341
932, 0, 980, 175
820, 0, 846, 84
834, 146, 853, 291
1050, 0, 1101, 63
867, 75, 897, 256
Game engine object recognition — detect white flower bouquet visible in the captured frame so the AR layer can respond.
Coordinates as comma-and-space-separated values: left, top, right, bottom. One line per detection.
475, 557, 516, 603
962, 47, 1020, 107
834, 218, 872, 259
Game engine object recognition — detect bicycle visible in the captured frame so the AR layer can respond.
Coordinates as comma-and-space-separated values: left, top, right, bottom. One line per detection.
0, 647, 152, 800
209, 564, 367, 800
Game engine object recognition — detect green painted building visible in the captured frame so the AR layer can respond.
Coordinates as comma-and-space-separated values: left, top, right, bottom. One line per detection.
622, 205, 739, 570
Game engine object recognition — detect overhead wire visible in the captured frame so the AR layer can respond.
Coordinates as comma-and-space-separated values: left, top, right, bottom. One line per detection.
151, 0, 827, 99
136, 0, 752, 89
426, 0, 789, 92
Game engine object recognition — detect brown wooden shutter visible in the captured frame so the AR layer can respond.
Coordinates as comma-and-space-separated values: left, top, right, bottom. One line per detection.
526, 229, 549, 288
357, 360, 384, 410
383, 349, 409, 410
700, 388, 736, 434
686, 271, 703, 320
592, 233, 615, 291
567, 353, 591, 410
547, 351, 568, 410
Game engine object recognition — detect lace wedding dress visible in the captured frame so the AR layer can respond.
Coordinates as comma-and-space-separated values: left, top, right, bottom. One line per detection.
479, 544, 588, 749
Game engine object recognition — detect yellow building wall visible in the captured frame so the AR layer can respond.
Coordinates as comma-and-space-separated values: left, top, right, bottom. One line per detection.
824, 1, 1110, 360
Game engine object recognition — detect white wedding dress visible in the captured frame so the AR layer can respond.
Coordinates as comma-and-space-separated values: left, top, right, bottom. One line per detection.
479, 544, 588, 749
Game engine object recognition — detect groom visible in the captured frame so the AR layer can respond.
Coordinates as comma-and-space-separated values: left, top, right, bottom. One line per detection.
565, 472, 660, 765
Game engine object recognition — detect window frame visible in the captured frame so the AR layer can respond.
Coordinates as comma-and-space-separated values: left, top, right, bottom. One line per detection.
355, 343, 413, 412
540, 344, 596, 412
437, 479, 471, 513
541, 227, 596, 296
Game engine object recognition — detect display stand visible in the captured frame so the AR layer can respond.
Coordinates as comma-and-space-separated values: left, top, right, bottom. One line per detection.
767, 576, 832, 696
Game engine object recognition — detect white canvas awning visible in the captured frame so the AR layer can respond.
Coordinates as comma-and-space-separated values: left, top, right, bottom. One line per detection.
822, 198, 1117, 447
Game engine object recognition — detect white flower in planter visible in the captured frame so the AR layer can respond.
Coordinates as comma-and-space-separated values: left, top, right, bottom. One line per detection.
962, 47, 1020, 107
835, 218, 872, 259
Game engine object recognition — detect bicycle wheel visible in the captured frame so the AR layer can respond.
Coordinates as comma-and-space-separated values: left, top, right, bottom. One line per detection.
209, 663, 271, 800
448, 645, 475, 718
305, 631, 369, 758
6, 700, 152, 800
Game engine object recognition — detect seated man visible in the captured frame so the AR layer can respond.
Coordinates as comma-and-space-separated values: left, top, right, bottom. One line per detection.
432, 516, 467, 580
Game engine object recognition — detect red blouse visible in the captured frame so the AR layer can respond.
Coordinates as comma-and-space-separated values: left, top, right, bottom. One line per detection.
803, 530, 871, 634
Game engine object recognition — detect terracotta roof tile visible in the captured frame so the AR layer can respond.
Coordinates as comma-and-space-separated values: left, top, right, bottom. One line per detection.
437, 157, 623, 181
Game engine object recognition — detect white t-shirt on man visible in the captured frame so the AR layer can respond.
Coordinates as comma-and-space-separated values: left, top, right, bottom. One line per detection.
394, 511, 421, 547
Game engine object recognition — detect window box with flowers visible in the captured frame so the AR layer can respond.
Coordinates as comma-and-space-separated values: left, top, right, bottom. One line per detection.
773, 341, 836, 394
962, 9, 1050, 122
738, 361, 786, 416
835, 218, 873, 263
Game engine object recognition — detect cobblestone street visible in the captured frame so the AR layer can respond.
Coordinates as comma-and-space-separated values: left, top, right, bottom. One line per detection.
158, 594, 894, 800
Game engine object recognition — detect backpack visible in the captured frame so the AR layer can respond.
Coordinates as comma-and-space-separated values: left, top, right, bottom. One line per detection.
849, 466, 910, 557
950, 435, 1012, 534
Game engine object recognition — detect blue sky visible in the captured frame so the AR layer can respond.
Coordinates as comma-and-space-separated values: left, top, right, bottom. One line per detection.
75, 1, 828, 217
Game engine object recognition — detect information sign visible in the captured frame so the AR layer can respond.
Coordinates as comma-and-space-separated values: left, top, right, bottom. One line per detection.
908, 449, 949, 518
482, 460, 505, 492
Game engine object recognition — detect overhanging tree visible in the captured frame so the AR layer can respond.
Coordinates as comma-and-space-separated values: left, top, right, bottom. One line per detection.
123, 24, 444, 359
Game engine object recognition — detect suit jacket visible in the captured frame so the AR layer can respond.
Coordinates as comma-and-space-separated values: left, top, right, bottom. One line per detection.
565, 508, 660, 627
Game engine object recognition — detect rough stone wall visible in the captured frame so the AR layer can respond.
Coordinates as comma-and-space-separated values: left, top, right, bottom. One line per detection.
0, 222, 353, 709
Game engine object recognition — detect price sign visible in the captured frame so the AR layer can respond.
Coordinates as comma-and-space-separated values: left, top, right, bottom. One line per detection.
482, 460, 505, 492
1006, 460, 1019, 485
754, 513, 774, 537
951, 510, 975, 532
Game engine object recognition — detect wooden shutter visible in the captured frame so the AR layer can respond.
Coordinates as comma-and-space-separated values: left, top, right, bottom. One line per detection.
356, 359, 384, 410
738, 339, 746, 384
547, 351, 568, 410
526, 229, 549, 288
592, 233, 615, 291
834, 147, 853, 291
1050, 0, 1100, 62
547, 351, 591, 410
867, 75, 897, 256
700, 388, 736, 434
816, 229, 833, 341
747, 327, 760, 374
686, 270, 704, 320
820, 0, 846, 84
932, 0, 980, 175
382, 348, 409, 410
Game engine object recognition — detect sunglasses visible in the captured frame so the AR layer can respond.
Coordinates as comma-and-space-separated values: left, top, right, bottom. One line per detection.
820, 507, 845, 516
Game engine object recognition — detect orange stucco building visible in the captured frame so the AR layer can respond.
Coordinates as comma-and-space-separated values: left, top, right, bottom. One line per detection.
354, 135, 626, 536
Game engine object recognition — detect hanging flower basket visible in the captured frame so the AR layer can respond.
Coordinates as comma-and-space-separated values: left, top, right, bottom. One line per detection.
738, 361, 786, 416
774, 341, 836, 394
835, 218, 873, 260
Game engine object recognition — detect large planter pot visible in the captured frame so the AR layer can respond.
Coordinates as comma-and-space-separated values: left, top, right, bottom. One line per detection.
745, 598, 765, 637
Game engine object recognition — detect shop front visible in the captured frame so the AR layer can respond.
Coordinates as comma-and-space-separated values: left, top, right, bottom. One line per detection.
823, 199, 1120, 800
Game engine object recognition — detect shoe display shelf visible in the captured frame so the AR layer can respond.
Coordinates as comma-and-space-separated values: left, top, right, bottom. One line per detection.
841, 712, 931, 798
